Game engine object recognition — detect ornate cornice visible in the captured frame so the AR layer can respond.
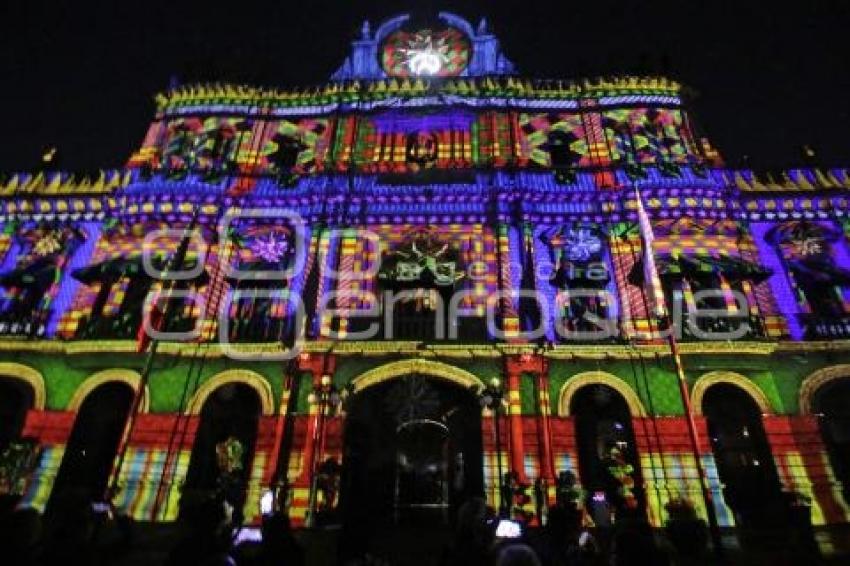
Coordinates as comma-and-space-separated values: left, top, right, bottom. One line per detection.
0, 338, 847, 361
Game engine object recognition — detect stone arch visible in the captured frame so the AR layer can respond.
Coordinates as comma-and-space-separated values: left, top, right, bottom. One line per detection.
799, 364, 850, 415
68, 369, 148, 413
691, 371, 773, 416
558, 371, 647, 417
0, 362, 46, 410
350, 359, 485, 394
186, 369, 275, 416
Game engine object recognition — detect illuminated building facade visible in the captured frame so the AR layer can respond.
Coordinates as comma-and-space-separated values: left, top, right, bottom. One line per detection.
1, 11, 849, 551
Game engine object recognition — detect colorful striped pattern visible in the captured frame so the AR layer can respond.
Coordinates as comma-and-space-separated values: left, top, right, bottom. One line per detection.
112, 447, 171, 520
316, 229, 336, 338
20, 445, 65, 511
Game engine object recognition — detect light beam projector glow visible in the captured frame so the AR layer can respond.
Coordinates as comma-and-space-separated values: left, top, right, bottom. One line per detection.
260, 489, 274, 515
495, 518, 523, 539
407, 49, 443, 75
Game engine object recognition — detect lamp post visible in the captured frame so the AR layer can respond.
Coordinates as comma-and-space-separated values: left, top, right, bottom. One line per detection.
479, 377, 508, 517
305, 374, 342, 528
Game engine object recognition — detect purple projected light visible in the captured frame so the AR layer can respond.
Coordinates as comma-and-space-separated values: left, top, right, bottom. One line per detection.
371, 110, 476, 133
749, 222, 803, 339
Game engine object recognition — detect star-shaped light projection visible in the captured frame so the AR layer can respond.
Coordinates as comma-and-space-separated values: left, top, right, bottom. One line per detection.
249, 233, 289, 263
33, 231, 62, 257
400, 32, 451, 76
563, 228, 602, 262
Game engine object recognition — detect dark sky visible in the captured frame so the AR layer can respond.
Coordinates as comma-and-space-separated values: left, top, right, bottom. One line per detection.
2, 0, 848, 172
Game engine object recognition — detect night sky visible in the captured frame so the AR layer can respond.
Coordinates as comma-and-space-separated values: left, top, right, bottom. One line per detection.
2, 0, 848, 172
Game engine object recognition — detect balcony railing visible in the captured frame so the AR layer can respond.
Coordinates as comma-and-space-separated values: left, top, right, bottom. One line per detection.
74, 313, 198, 341
799, 313, 850, 341
227, 316, 293, 344
0, 311, 48, 338
339, 315, 488, 342
679, 314, 768, 342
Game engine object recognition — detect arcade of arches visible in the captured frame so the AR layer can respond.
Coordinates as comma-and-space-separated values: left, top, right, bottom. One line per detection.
2, 360, 850, 536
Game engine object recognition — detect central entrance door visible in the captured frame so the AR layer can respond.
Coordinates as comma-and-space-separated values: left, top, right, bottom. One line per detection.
394, 418, 450, 522
340, 374, 483, 531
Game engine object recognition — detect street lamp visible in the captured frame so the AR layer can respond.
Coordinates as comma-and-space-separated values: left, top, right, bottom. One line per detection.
479, 377, 509, 517
305, 374, 341, 527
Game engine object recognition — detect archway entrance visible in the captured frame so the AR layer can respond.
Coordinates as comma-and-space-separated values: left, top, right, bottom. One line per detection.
340, 374, 483, 530
703, 384, 784, 529
182, 383, 261, 521
0, 377, 35, 451
49, 382, 134, 507
571, 384, 644, 522
813, 377, 850, 504
395, 418, 450, 522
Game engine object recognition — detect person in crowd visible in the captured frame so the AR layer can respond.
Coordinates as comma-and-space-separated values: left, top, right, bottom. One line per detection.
609, 518, 671, 566
441, 497, 497, 566
496, 543, 543, 566
253, 511, 304, 566
167, 494, 233, 566
40, 491, 98, 565
0, 506, 43, 565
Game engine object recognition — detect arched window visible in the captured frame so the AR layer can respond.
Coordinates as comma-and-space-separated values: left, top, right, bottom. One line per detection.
570, 384, 643, 519
702, 384, 783, 528
182, 383, 261, 520
0, 377, 35, 451
813, 378, 850, 504
49, 382, 134, 507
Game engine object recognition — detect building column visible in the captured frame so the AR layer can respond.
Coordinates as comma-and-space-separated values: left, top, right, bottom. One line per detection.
264, 364, 297, 490
298, 359, 323, 484
506, 369, 526, 482
295, 353, 336, 486
536, 371, 555, 484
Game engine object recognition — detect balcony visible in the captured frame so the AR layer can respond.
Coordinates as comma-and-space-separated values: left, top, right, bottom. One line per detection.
554, 315, 624, 345
227, 316, 293, 344
338, 314, 488, 343
74, 312, 198, 341
679, 314, 769, 342
799, 314, 850, 341
0, 311, 48, 338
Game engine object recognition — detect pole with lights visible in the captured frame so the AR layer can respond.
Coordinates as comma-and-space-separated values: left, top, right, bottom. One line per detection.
305, 373, 345, 527
479, 376, 509, 517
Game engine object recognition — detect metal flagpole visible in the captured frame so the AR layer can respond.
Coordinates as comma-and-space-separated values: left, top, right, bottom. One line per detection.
633, 186, 725, 559
105, 212, 200, 502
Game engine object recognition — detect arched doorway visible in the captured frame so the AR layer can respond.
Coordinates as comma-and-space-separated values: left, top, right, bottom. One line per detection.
702, 384, 784, 528
340, 374, 483, 529
0, 377, 35, 451
49, 381, 134, 506
182, 383, 261, 520
571, 384, 644, 522
812, 377, 850, 504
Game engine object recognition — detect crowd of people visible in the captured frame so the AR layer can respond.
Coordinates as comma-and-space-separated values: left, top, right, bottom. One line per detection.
0, 488, 681, 566
436, 497, 675, 566
0, 486, 821, 565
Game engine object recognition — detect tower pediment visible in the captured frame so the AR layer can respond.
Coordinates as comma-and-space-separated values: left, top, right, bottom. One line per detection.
332, 12, 516, 81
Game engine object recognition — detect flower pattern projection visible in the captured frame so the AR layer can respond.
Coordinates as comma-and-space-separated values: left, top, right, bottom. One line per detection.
793, 237, 824, 258
770, 221, 835, 261
249, 233, 290, 263
32, 231, 63, 257
382, 28, 470, 78
543, 226, 604, 264
563, 228, 603, 262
